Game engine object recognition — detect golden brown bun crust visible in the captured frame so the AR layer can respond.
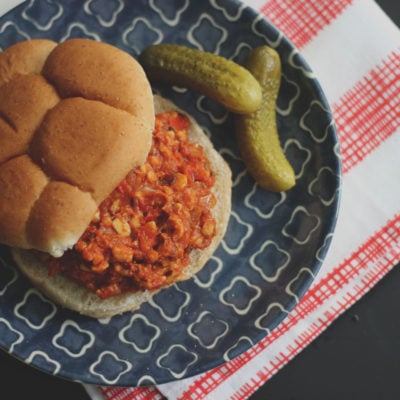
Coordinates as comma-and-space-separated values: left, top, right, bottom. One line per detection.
0, 39, 154, 256
0, 74, 60, 164
12, 95, 232, 318
0, 39, 57, 87
42, 38, 154, 118
30, 97, 152, 202
27, 181, 98, 256
0, 155, 48, 247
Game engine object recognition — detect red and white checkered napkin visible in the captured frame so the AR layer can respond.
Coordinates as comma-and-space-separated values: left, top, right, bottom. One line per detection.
84, 0, 400, 399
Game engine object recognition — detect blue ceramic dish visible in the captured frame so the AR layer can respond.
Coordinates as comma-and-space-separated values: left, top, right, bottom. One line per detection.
0, 0, 341, 386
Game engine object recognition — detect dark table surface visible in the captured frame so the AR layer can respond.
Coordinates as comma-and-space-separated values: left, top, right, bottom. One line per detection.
1, 1, 398, 399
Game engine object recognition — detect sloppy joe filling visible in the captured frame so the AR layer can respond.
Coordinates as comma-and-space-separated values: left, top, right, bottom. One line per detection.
48, 111, 217, 299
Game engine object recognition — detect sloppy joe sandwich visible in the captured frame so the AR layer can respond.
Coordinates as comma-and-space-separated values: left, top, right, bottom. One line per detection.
0, 39, 232, 318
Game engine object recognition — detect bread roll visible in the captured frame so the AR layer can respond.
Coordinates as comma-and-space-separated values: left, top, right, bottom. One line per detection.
0, 38, 154, 256
12, 95, 232, 318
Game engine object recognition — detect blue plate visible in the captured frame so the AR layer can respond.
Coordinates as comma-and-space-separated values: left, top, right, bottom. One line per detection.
0, 0, 341, 386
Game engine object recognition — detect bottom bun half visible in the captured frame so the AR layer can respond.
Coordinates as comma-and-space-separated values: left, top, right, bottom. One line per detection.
11, 95, 232, 318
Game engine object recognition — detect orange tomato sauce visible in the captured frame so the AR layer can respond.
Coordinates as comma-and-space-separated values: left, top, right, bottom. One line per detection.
48, 111, 217, 299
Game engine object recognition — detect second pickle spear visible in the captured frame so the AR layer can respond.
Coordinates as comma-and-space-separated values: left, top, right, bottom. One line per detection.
235, 46, 295, 191
139, 44, 262, 114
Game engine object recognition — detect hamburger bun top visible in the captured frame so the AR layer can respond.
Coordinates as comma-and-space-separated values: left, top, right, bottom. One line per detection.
0, 38, 154, 257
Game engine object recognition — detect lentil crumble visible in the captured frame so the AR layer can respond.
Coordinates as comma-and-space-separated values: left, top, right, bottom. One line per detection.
48, 111, 217, 299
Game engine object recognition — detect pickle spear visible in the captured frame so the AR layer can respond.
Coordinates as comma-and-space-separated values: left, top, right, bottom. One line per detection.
139, 44, 262, 114
235, 46, 295, 191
